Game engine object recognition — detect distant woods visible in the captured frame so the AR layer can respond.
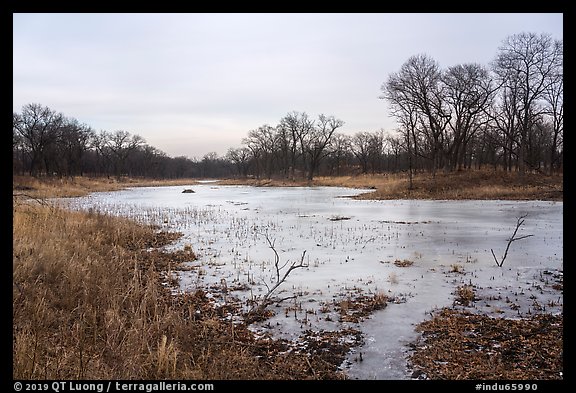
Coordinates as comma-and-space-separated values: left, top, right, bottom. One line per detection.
13, 32, 562, 180
12, 104, 229, 179
382, 32, 563, 179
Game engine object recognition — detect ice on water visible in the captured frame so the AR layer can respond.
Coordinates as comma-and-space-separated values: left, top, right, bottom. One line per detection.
62, 185, 563, 379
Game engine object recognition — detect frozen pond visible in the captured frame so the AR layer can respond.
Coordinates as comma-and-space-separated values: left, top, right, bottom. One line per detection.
61, 184, 563, 379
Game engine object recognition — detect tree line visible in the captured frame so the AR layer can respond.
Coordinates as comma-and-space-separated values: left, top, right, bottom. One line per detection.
228, 32, 562, 180
13, 32, 562, 180
12, 103, 229, 179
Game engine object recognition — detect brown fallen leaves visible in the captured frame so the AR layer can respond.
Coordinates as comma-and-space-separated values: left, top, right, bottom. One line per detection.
409, 308, 563, 380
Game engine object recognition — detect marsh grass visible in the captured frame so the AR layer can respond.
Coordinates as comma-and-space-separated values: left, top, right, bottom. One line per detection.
13, 203, 191, 379
13, 202, 345, 379
455, 285, 476, 307
219, 170, 562, 201
394, 259, 414, 267
12, 175, 201, 199
337, 292, 388, 323
349, 170, 563, 201
13, 169, 562, 202
410, 309, 563, 379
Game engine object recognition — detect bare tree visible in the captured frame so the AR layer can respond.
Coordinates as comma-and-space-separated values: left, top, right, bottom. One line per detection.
441, 63, 497, 171
57, 117, 94, 177
273, 123, 292, 179
382, 54, 451, 176
487, 80, 521, 172
278, 111, 314, 180
326, 132, 352, 176
13, 103, 229, 179
226, 147, 252, 178
380, 86, 420, 184
303, 114, 344, 181
243, 125, 277, 179
90, 130, 113, 176
106, 130, 145, 177
129, 144, 168, 178
351, 132, 372, 174
13, 103, 64, 176
367, 129, 386, 174
385, 132, 404, 173
200, 152, 220, 178
542, 68, 563, 174
492, 33, 563, 178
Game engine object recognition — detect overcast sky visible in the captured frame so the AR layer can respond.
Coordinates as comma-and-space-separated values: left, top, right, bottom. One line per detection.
13, 13, 563, 159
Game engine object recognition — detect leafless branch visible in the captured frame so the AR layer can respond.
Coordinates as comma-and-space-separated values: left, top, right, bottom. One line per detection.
491, 214, 534, 267
246, 233, 308, 323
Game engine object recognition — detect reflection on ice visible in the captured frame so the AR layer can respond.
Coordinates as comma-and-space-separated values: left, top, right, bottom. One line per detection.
61, 185, 563, 380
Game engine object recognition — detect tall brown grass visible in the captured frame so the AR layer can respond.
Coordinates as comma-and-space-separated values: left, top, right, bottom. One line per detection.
13, 169, 563, 202
219, 169, 563, 201
13, 201, 345, 380
344, 170, 563, 200
12, 176, 201, 199
13, 202, 183, 379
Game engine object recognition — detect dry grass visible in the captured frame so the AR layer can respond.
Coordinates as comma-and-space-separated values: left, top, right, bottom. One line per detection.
12, 201, 349, 380
455, 285, 476, 307
13, 175, 126, 198
12, 176, 201, 199
410, 308, 563, 380
336, 293, 388, 323
12, 202, 196, 379
13, 169, 563, 202
350, 170, 563, 201
219, 170, 562, 201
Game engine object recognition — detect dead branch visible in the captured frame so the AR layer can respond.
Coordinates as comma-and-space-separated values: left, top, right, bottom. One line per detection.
491, 214, 534, 267
246, 233, 308, 323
